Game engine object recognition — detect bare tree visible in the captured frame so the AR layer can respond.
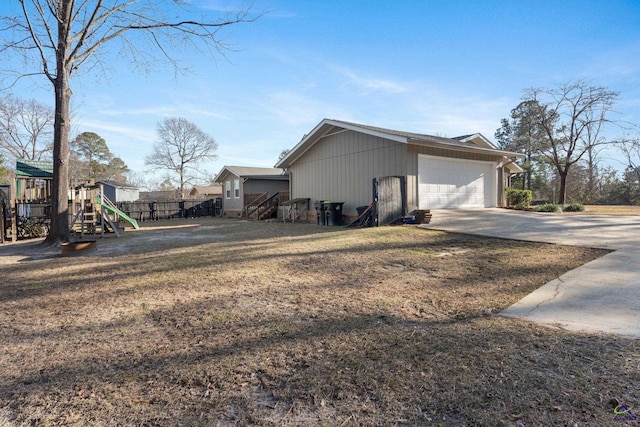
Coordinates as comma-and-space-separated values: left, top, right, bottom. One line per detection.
0, 152, 9, 183
145, 117, 217, 199
123, 170, 149, 190
617, 137, 640, 195
1, 1, 255, 245
0, 94, 54, 163
523, 81, 619, 204
277, 148, 290, 162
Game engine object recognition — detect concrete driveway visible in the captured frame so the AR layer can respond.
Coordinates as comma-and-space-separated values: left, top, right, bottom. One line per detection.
424, 208, 640, 339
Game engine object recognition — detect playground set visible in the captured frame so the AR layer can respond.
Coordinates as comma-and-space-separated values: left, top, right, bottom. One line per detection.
0, 159, 138, 243
69, 182, 139, 238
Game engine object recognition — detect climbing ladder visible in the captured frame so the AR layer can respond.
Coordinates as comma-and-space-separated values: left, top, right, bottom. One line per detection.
70, 204, 99, 235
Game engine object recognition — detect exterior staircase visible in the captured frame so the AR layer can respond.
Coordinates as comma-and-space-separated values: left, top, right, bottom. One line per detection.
256, 204, 278, 220
245, 191, 289, 221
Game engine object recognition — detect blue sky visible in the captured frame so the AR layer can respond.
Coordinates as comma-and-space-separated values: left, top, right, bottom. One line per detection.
4, 0, 640, 186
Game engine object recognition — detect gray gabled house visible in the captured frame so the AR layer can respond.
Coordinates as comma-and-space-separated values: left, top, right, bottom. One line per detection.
214, 166, 289, 217
275, 119, 523, 222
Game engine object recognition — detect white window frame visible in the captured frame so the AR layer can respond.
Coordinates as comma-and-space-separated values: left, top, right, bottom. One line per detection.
234, 179, 240, 198
225, 180, 231, 199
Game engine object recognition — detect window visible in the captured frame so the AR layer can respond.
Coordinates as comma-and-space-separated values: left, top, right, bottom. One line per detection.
234, 179, 240, 198
225, 180, 231, 199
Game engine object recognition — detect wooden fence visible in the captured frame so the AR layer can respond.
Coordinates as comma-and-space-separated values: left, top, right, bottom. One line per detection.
117, 198, 221, 221
0, 200, 6, 243
1, 198, 222, 242
1, 201, 51, 242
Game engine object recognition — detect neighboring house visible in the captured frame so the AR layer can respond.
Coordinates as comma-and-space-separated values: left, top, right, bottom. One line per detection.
97, 181, 139, 203
275, 119, 523, 222
188, 184, 223, 199
214, 166, 289, 217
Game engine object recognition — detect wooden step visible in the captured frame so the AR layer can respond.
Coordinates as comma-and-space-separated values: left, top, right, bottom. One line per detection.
258, 205, 277, 220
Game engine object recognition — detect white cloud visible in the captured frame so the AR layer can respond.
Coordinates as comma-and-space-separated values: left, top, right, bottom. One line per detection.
333, 66, 407, 94
75, 118, 156, 157
261, 91, 347, 126
372, 83, 515, 140
95, 106, 177, 117
186, 0, 251, 14
586, 44, 640, 80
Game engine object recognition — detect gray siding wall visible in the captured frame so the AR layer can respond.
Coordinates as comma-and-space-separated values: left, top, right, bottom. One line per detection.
222, 177, 243, 215
290, 130, 408, 215
102, 185, 116, 202
244, 179, 289, 196
222, 178, 288, 216
116, 188, 139, 202
290, 135, 506, 216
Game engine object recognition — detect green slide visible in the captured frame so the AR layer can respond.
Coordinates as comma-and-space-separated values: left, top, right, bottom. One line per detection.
97, 197, 140, 230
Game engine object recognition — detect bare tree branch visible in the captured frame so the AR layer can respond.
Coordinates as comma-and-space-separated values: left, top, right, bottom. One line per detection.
0, 94, 54, 163
145, 117, 217, 199
1, 0, 257, 244
522, 81, 620, 203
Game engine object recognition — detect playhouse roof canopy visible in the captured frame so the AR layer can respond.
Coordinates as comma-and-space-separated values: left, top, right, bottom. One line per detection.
15, 159, 53, 178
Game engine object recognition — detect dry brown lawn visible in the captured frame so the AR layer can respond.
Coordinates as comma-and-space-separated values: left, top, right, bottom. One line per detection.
0, 218, 638, 426
582, 205, 640, 216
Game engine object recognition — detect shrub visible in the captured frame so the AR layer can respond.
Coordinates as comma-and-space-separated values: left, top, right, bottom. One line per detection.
505, 188, 533, 208
563, 203, 585, 212
535, 203, 562, 213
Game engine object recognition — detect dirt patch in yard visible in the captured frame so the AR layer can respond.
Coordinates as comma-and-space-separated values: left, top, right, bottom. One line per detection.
0, 218, 638, 426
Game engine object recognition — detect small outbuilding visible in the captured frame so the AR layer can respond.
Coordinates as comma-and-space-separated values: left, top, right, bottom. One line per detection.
97, 180, 139, 203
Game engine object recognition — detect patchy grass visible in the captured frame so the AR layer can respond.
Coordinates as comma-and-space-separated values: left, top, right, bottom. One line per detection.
0, 218, 637, 426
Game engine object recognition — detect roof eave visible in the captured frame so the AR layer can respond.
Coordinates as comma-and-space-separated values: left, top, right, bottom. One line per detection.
408, 138, 524, 158
456, 133, 498, 149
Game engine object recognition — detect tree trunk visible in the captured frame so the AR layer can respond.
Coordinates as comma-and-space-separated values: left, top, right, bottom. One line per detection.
557, 170, 568, 205
587, 147, 596, 204
526, 153, 532, 191
45, 0, 72, 245
179, 163, 185, 199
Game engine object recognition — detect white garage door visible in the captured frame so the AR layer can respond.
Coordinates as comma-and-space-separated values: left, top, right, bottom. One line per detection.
418, 154, 496, 209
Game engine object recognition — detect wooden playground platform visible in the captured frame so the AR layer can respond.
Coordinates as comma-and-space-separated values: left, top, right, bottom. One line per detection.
1, 159, 139, 243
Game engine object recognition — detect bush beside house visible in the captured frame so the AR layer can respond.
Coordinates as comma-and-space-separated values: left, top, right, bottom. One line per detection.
505, 188, 532, 208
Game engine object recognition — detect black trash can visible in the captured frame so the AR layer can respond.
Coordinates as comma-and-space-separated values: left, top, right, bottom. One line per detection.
326, 202, 344, 226
314, 201, 326, 225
